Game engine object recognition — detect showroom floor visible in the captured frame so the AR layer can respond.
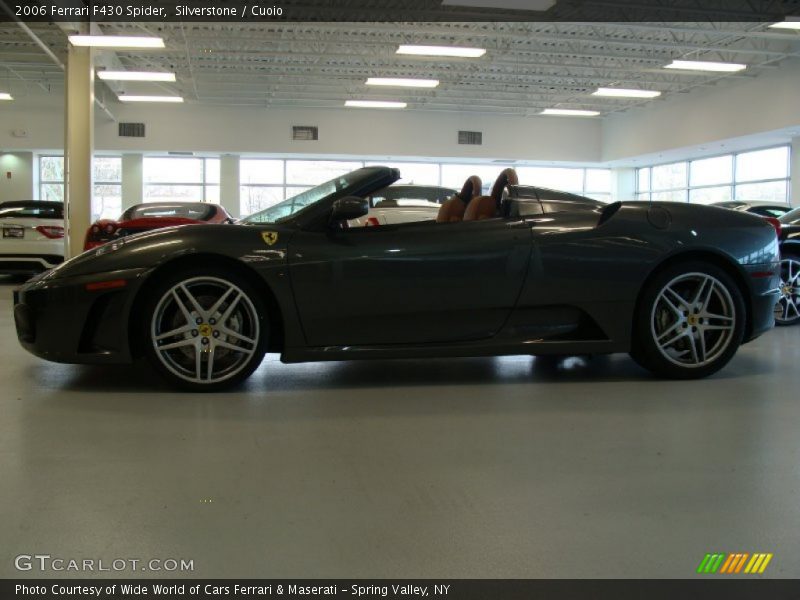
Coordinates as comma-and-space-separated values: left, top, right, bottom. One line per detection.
1, 276, 798, 579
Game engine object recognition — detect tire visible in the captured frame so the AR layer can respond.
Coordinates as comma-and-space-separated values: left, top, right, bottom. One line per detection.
775, 251, 800, 326
141, 266, 268, 391
630, 261, 745, 379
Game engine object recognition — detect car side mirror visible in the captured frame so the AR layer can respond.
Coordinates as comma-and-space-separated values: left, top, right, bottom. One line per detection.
330, 196, 368, 223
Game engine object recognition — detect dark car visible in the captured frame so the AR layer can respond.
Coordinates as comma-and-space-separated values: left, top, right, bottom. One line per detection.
13, 167, 780, 391
84, 202, 234, 250
713, 201, 792, 219
775, 207, 800, 325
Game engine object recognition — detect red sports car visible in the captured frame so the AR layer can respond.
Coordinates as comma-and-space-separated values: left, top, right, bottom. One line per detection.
84, 202, 234, 250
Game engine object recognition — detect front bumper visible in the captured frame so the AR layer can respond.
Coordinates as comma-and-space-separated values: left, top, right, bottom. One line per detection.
13, 267, 147, 364
742, 262, 781, 342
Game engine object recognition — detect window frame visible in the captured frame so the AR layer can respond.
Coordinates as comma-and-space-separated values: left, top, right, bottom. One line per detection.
636, 144, 791, 204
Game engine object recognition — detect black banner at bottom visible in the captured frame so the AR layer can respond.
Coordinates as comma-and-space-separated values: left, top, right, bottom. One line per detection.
4, 579, 800, 600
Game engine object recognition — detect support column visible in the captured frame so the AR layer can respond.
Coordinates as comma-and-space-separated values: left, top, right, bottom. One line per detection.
791, 137, 799, 207
220, 154, 240, 218
611, 167, 636, 202
121, 153, 143, 210
64, 44, 94, 258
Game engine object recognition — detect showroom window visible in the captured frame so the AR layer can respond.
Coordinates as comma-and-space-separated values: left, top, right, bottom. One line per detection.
237, 160, 613, 217
39, 156, 65, 202
240, 159, 285, 215
92, 156, 122, 219
143, 156, 220, 203
636, 145, 791, 204
38, 155, 122, 219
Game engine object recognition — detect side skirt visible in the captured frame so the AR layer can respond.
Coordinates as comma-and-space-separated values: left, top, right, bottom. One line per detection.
281, 338, 628, 363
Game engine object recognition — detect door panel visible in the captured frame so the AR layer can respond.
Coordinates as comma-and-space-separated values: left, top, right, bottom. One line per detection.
288, 219, 531, 346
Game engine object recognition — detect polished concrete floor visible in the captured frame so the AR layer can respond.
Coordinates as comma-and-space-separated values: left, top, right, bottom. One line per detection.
1, 276, 799, 579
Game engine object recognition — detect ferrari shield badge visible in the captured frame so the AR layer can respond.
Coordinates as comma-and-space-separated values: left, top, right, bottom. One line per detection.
261, 231, 279, 246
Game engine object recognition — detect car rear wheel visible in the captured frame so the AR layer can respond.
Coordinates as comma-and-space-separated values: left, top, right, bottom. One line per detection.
775, 253, 800, 326
143, 269, 267, 391
631, 261, 745, 379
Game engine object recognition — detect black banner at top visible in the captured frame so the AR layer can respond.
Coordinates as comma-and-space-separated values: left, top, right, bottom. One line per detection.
2, 0, 800, 22
4, 579, 800, 600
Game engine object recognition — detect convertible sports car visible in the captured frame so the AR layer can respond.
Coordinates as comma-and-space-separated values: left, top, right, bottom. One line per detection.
83, 202, 233, 250
13, 167, 780, 391
775, 207, 800, 325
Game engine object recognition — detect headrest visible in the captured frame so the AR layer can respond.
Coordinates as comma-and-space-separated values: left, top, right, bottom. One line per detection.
490, 168, 519, 202
457, 175, 483, 203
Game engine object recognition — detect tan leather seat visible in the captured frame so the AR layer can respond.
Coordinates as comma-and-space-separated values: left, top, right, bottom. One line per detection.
463, 168, 519, 221
436, 176, 482, 223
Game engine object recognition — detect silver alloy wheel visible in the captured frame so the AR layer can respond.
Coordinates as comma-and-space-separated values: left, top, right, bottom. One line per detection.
775, 257, 800, 325
650, 272, 736, 369
150, 276, 260, 384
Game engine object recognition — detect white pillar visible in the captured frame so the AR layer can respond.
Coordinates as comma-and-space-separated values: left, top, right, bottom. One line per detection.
220, 154, 240, 218
64, 45, 94, 258
121, 153, 143, 210
791, 136, 799, 206
611, 167, 636, 202
0, 152, 34, 201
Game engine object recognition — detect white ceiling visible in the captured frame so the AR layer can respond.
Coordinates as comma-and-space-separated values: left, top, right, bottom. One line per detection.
1, 17, 799, 116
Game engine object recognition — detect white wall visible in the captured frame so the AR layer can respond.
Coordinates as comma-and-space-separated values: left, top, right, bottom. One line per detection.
0, 92, 603, 163
602, 58, 800, 164
0, 152, 34, 201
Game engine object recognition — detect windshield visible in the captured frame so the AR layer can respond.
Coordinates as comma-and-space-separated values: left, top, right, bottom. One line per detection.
241, 168, 380, 224
780, 207, 800, 225
121, 203, 214, 221
0, 201, 63, 219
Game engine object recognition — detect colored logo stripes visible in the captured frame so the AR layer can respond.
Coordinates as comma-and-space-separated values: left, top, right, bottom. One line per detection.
697, 553, 773, 574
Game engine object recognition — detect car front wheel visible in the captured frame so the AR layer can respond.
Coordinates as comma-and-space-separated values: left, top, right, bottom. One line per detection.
143, 269, 267, 391
631, 261, 745, 379
775, 253, 800, 326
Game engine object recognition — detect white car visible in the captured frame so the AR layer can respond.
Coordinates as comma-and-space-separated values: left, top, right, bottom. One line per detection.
0, 200, 65, 275
348, 185, 457, 227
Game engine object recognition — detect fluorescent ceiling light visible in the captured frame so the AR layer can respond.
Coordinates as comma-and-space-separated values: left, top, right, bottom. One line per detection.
118, 95, 183, 103
345, 100, 407, 109
541, 108, 600, 117
68, 35, 165, 48
0, 93, 12, 100
769, 20, 800, 29
98, 70, 176, 82
593, 87, 661, 98
396, 45, 486, 58
664, 60, 746, 72
366, 77, 439, 88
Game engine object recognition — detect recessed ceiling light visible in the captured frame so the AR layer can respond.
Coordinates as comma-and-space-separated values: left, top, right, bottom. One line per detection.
396, 45, 486, 58
366, 77, 439, 88
768, 20, 800, 29
98, 70, 176, 82
68, 35, 165, 48
345, 100, 407, 109
664, 60, 746, 72
118, 95, 183, 103
592, 87, 661, 98
541, 108, 600, 117
0, 93, 12, 101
